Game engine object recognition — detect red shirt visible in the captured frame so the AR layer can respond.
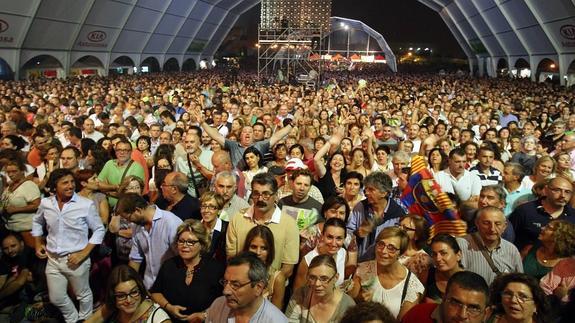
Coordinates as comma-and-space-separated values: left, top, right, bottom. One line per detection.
401, 302, 439, 323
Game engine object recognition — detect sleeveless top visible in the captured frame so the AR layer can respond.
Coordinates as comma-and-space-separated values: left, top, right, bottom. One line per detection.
304, 247, 346, 286
423, 267, 443, 303
523, 246, 553, 280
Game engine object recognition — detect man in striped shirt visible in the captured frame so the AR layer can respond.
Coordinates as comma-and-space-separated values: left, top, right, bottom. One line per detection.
456, 206, 523, 285
469, 146, 502, 187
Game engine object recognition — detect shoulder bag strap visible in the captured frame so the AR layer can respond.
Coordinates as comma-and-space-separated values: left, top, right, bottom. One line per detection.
471, 232, 502, 276
120, 160, 134, 183
400, 270, 412, 304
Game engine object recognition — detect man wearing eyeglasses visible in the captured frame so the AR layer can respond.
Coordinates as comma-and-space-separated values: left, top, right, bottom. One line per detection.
226, 173, 299, 279
156, 172, 200, 221
401, 271, 489, 323
95, 139, 145, 208
115, 193, 182, 289
509, 176, 575, 253
206, 252, 288, 322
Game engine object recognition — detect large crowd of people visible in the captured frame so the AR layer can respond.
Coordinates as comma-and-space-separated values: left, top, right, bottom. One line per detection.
0, 67, 573, 323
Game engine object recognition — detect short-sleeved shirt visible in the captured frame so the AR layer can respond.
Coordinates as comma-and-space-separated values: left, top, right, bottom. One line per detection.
226, 206, 299, 272
98, 160, 145, 207
456, 234, 523, 285
175, 151, 214, 198
224, 139, 270, 170
434, 169, 482, 201
277, 196, 322, 231
469, 165, 502, 187
1, 180, 41, 231
509, 199, 575, 251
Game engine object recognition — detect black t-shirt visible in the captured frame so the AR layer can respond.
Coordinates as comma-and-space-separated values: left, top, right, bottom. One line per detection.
0, 247, 36, 307
149, 256, 224, 320
156, 194, 201, 221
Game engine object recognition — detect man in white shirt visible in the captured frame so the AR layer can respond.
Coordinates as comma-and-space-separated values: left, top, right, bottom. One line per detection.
82, 118, 104, 142
32, 169, 105, 323
435, 148, 481, 202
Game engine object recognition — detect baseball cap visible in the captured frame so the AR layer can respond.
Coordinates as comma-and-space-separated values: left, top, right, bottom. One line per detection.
285, 158, 307, 171
269, 166, 286, 176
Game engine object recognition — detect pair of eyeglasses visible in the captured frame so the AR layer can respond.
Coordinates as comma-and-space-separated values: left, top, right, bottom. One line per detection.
114, 288, 140, 301
177, 239, 200, 247
501, 291, 533, 303
396, 224, 416, 232
307, 273, 336, 284
375, 240, 400, 253
251, 191, 274, 200
445, 298, 483, 317
219, 279, 252, 290
201, 205, 219, 211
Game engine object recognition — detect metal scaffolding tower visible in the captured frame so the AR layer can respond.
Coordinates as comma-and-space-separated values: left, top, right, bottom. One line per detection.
257, 24, 324, 88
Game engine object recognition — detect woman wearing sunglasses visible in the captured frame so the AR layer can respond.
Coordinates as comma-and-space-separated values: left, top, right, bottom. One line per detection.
86, 265, 170, 323
149, 219, 224, 322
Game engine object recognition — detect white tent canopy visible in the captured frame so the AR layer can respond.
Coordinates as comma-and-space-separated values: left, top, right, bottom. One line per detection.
0, 0, 574, 83
326, 16, 397, 72
418, 0, 575, 85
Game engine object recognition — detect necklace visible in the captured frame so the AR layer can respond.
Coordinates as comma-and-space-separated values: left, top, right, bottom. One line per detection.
186, 267, 194, 278
185, 258, 201, 279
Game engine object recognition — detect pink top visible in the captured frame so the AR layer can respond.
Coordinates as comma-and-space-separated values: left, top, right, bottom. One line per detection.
540, 257, 575, 302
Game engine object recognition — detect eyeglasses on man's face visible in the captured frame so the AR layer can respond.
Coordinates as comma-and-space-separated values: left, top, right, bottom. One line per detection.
445, 297, 484, 317
219, 279, 252, 290
251, 191, 274, 200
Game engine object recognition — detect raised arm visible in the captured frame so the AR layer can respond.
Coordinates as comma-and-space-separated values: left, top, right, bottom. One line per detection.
269, 109, 302, 147
314, 129, 343, 179
362, 127, 375, 167
191, 106, 225, 146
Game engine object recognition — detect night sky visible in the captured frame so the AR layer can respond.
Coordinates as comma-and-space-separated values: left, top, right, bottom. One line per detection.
237, 0, 465, 58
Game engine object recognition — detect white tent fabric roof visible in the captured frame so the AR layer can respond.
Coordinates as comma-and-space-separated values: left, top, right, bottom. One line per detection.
418, 0, 575, 83
329, 16, 397, 72
0, 0, 574, 81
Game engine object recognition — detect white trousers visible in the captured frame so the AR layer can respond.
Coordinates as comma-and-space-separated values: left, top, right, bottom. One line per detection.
45, 255, 92, 323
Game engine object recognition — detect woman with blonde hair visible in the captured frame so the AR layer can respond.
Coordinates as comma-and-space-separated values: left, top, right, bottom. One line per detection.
350, 226, 424, 320
554, 151, 575, 181
150, 219, 224, 322
199, 191, 227, 261
520, 155, 556, 191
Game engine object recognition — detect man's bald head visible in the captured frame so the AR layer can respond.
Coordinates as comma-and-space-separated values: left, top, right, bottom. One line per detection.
212, 150, 232, 174
545, 176, 573, 208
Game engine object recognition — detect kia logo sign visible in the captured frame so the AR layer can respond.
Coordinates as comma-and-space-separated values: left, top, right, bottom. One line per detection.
560, 25, 575, 40
0, 19, 8, 33
87, 30, 106, 42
